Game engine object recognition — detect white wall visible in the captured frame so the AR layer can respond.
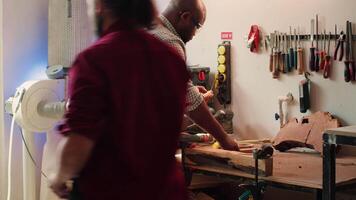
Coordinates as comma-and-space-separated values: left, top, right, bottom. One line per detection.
157, 0, 356, 139
0, 0, 5, 198
2, 0, 48, 199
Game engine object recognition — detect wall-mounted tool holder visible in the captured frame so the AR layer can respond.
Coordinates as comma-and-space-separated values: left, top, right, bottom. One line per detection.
215, 41, 232, 106
266, 34, 356, 42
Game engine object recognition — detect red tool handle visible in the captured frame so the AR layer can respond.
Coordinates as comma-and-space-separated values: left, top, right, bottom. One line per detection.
323, 55, 331, 79
320, 51, 326, 70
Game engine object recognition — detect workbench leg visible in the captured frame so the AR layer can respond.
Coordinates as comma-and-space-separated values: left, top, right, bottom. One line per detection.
180, 144, 193, 186
323, 142, 336, 200
314, 189, 322, 200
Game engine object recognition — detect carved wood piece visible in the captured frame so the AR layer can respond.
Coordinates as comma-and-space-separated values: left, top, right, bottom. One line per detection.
273, 111, 341, 154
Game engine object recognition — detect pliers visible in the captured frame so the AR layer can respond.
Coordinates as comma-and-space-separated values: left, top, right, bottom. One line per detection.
334, 31, 345, 61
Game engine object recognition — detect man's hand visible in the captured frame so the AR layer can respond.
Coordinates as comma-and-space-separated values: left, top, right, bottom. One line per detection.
219, 136, 239, 151
49, 173, 71, 199
196, 85, 207, 93
196, 86, 214, 102
203, 90, 214, 102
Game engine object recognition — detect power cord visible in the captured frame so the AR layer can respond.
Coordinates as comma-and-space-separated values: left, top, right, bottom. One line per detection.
18, 127, 48, 179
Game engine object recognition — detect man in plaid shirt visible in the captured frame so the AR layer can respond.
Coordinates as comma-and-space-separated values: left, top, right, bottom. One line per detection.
151, 0, 239, 151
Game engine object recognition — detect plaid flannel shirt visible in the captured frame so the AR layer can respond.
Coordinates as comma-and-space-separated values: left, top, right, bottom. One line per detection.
150, 16, 203, 112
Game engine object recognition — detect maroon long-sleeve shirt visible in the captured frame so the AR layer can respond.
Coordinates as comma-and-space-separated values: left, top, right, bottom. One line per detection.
60, 21, 189, 200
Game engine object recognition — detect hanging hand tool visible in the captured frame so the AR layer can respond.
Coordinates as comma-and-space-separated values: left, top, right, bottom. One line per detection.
334, 31, 345, 61
281, 34, 287, 73
323, 32, 332, 79
320, 30, 327, 70
309, 19, 316, 71
272, 32, 280, 79
349, 22, 355, 81
289, 27, 295, 71
344, 21, 355, 82
269, 33, 275, 72
294, 29, 298, 70
277, 32, 283, 73
334, 25, 337, 49
315, 15, 320, 72
284, 33, 290, 73
297, 28, 305, 75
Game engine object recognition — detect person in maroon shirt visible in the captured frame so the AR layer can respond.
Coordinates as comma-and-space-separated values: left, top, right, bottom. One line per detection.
50, 0, 189, 199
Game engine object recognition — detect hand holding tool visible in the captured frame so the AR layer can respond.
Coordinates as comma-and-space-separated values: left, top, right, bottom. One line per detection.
323, 32, 332, 79
334, 31, 345, 61
309, 19, 316, 71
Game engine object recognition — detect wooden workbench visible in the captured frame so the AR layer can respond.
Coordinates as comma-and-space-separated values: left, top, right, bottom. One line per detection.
182, 146, 356, 199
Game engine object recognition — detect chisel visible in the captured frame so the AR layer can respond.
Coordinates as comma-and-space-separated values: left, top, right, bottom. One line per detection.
323, 32, 332, 79
309, 19, 316, 71
289, 27, 295, 71
320, 30, 326, 70
294, 28, 298, 70
349, 22, 355, 81
281, 34, 287, 73
269, 33, 275, 72
297, 28, 305, 75
315, 15, 320, 72
272, 32, 280, 79
284, 33, 290, 72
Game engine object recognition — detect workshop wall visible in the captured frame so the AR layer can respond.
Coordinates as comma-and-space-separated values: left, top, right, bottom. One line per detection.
0, 0, 4, 198
157, 0, 356, 139
1, 0, 49, 199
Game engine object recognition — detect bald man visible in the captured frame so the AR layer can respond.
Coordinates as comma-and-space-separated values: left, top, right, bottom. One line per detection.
151, 0, 239, 151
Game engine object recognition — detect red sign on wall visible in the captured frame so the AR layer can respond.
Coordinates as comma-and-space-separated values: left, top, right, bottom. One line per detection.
221, 32, 233, 40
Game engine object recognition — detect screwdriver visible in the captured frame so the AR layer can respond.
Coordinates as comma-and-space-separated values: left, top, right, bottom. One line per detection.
294, 28, 298, 70
319, 30, 326, 70
281, 34, 287, 73
269, 33, 275, 72
323, 32, 332, 79
289, 27, 295, 71
284, 33, 290, 73
315, 15, 320, 72
297, 28, 305, 75
346, 21, 355, 81
344, 21, 351, 82
272, 32, 280, 79
309, 19, 316, 71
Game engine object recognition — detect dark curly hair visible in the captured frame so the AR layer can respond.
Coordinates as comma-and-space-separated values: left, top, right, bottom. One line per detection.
102, 0, 156, 28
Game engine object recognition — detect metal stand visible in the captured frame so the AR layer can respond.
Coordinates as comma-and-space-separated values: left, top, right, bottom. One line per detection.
322, 126, 356, 200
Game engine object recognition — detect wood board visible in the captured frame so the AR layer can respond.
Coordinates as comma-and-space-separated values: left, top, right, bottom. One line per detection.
186, 151, 356, 189
185, 145, 273, 176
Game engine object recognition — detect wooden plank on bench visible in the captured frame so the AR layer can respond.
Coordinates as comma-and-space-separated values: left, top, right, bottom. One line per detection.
185, 146, 273, 176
